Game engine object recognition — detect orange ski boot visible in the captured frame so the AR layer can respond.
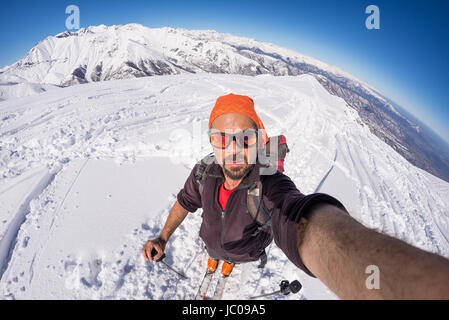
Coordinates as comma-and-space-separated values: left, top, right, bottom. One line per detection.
207, 258, 219, 273
221, 261, 235, 277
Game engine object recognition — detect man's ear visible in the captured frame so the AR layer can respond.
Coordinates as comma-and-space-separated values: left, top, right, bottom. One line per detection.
258, 130, 268, 149
259, 137, 266, 150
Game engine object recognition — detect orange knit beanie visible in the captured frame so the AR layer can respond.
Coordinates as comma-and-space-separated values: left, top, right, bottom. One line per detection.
209, 93, 269, 143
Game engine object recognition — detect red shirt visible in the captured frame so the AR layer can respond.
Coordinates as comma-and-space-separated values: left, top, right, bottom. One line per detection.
218, 183, 237, 211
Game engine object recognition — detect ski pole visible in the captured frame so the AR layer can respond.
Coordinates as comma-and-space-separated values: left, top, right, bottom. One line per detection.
151, 248, 189, 279
249, 280, 302, 299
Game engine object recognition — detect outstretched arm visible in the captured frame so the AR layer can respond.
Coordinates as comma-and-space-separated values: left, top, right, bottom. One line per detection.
298, 204, 449, 299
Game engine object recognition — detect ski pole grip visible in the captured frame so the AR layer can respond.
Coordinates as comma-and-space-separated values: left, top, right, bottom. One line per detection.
151, 248, 166, 262
289, 280, 302, 294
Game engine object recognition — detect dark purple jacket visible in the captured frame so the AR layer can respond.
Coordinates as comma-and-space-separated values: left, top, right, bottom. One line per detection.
177, 159, 346, 277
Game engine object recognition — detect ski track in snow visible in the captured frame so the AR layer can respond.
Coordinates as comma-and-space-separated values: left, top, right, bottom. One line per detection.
0, 73, 448, 299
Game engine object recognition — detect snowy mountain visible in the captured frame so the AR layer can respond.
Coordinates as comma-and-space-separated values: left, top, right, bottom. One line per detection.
0, 23, 347, 86
2, 23, 448, 184
0, 73, 448, 299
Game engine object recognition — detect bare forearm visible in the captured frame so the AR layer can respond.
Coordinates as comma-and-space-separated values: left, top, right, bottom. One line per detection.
298, 204, 449, 299
159, 200, 189, 242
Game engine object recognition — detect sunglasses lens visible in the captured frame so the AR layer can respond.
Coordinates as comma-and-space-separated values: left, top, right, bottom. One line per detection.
243, 132, 257, 147
210, 133, 228, 148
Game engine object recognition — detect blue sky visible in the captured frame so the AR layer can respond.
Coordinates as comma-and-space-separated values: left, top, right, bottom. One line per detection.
0, 0, 448, 142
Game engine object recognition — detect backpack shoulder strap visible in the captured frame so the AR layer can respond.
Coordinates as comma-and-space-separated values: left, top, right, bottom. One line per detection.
247, 180, 271, 235
194, 152, 215, 198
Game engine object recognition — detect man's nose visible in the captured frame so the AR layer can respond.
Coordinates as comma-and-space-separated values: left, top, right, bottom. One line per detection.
230, 137, 243, 154
231, 138, 237, 154
225, 138, 243, 160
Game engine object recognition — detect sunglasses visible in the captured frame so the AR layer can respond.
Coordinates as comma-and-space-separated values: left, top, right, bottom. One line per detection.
209, 129, 258, 149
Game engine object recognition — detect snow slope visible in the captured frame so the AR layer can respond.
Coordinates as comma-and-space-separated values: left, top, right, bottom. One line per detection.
0, 73, 448, 299
0, 74, 59, 101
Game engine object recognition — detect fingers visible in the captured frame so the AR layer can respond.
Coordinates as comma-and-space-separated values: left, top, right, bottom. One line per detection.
142, 241, 156, 261
142, 240, 164, 262
142, 241, 150, 261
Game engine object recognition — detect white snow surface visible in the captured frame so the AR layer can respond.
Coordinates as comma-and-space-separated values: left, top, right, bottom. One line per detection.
0, 74, 60, 101
0, 73, 448, 300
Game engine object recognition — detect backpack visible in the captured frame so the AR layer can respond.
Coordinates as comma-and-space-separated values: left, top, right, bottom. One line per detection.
194, 135, 289, 236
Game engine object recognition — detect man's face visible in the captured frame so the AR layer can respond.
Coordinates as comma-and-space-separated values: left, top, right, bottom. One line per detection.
210, 113, 258, 180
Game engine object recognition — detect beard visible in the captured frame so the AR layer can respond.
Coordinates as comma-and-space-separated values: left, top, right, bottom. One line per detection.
222, 154, 255, 180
